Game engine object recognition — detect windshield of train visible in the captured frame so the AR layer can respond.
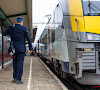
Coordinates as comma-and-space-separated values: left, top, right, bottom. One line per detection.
82, 0, 100, 16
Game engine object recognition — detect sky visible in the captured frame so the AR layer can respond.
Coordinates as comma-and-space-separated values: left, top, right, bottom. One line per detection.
32, 0, 59, 47
33, 0, 59, 24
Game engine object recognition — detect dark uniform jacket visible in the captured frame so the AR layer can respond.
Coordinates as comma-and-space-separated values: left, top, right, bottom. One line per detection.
3, 24, 33, 52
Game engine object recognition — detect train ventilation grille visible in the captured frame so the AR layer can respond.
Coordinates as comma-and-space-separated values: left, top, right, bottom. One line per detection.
82, 51, 95, 70
78, 51, 96, 70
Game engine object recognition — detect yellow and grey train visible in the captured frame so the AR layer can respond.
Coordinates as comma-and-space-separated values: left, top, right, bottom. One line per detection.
38, 0, 100, 85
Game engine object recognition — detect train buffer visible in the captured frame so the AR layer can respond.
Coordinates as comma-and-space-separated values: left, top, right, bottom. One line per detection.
0, 56, 68, 90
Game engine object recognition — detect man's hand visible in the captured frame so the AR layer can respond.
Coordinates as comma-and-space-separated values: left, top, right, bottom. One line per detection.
30, 50, 33, 54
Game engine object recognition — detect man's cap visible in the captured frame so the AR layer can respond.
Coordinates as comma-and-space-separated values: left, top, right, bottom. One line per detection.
17, 17, 23, 21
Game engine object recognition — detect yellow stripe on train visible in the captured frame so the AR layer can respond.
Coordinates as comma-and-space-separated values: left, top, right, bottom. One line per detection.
84, 16, 100, 34
67, 0, 100, 34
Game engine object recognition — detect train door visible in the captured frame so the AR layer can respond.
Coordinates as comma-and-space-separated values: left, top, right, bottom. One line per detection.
0, 21, 12, 69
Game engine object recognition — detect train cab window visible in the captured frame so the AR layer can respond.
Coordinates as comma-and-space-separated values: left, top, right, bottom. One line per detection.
82, 0, 100, 16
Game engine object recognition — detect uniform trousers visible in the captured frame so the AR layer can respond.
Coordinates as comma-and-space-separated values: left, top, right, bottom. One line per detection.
13, 52, 25, 81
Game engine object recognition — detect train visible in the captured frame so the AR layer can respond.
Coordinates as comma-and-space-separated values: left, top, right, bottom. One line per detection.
36, 0, 100, 85
0, 9, 12, 66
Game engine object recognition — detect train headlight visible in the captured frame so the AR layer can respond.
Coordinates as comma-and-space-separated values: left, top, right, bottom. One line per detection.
87, 33, 100, 41
87, 33, 93, 40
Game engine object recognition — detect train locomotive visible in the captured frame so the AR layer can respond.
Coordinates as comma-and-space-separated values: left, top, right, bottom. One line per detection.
37, 0, 100, 85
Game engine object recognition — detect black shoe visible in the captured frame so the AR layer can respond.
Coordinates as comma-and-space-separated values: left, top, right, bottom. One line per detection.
12, 79, 18, 83
16, 80, 24, 84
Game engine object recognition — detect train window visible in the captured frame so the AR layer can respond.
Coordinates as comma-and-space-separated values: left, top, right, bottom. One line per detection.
61, 21, 64, 29
51, 30, 55, 43
43, 37, 47, 44
82, 0, 100, 16
43, 35, 47, 49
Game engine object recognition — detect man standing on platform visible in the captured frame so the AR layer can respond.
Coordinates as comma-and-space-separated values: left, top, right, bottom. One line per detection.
3, 17, 33, 84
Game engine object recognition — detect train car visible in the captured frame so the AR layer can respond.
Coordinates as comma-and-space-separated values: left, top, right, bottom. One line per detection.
0, 8, 12, 68
38, 0, 100, 85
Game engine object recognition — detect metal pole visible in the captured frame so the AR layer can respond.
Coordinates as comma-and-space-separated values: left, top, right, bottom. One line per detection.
48, 24, 50, 58
88, 0, 91, 15
75, 19, 80, 41
41, 35, 42, 53
1, 20, 4, 69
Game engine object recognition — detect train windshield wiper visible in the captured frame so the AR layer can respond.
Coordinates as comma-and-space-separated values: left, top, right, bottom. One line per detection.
88, 0, 100, 15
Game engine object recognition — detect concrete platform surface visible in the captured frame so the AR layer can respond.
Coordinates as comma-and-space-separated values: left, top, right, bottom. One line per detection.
0, 56, 68, 90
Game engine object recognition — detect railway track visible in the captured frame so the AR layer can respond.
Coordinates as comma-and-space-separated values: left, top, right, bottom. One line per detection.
38, 54, 100, 90
38, 55, 83, 90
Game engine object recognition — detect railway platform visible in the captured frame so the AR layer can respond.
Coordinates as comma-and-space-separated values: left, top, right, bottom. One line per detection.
0, 56, 68, 90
